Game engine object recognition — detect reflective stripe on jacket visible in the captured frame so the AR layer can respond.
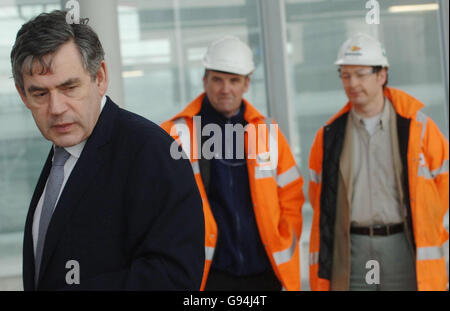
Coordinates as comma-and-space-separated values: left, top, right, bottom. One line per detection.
161, 93, 305, 290
308, 87, 449, 291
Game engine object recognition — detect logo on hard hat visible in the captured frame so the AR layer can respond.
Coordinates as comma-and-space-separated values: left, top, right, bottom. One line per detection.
344, 45, 363, 57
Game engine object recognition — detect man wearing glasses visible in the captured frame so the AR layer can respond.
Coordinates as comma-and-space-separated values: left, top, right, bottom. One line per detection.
308, 33, 449, 291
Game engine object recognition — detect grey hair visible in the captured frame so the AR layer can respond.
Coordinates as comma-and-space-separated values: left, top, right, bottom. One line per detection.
11, 10, 105, 93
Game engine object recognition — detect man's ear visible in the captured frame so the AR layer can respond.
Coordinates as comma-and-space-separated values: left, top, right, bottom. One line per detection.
96, 61, 109, 97
15, 83, 31, 109
378, 68, 387, 87
202, 75, 207, 91
244, 76, 251, 93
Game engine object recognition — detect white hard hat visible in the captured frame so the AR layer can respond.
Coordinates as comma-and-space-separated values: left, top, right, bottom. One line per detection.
335, 33, 389, 68
203, 36, 255, 75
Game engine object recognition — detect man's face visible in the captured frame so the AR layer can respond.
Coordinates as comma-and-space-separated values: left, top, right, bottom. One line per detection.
17, 40, 108, 147
339, 65, 386, 108
203, 70, 250, 118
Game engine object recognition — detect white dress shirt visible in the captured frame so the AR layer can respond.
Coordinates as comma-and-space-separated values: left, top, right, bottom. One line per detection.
32, 96, 107, 255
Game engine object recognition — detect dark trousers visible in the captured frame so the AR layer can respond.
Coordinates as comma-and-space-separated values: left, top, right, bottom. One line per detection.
204, 268, 282, 291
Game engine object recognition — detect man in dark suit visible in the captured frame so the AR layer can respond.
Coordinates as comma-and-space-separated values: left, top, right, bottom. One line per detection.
11, 10, 205, 290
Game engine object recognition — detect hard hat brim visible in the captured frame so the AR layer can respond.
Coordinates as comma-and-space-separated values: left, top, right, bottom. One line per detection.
335, 59, 389, 68
204, 63, 254, 76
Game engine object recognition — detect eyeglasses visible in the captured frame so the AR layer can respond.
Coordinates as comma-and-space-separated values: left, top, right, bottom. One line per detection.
338, 68, 376, 82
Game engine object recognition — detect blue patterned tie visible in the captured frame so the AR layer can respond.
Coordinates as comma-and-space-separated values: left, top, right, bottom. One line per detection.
35, 146, 70, 286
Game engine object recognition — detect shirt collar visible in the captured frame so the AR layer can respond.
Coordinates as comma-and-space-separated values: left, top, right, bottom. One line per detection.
350, 97, 390, 130
100, 95, 107, 111
52, 140, 85, 160
63, 140, 86, 159
54, 95, 107, 160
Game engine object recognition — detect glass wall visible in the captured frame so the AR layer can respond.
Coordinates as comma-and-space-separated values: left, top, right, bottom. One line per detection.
117, 0, 268, 124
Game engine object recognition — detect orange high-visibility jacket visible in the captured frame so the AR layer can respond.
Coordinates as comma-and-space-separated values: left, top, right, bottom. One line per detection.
161, 93, 305, 290
308, 87, 449, 291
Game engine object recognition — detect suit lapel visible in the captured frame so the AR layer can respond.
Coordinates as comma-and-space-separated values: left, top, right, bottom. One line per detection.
36, 97, 118, 287
23, 148, 53, 290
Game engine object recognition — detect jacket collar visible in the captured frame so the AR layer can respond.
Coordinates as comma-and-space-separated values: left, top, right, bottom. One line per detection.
168, 92, 265, 124
383, 87, 424, 118
327, 87, 424, 125
200, 95, 246, 126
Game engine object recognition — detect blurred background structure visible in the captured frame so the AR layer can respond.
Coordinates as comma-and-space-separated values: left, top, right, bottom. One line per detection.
0, 0, 448, 290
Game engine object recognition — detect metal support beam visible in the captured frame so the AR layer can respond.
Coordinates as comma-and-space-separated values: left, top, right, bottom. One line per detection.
438, 0, 449, 134
75, 0, 125, 107
258, 0, 294, 145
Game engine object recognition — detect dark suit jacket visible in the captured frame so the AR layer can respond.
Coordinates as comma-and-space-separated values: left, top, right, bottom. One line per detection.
23, 97, 205, 290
